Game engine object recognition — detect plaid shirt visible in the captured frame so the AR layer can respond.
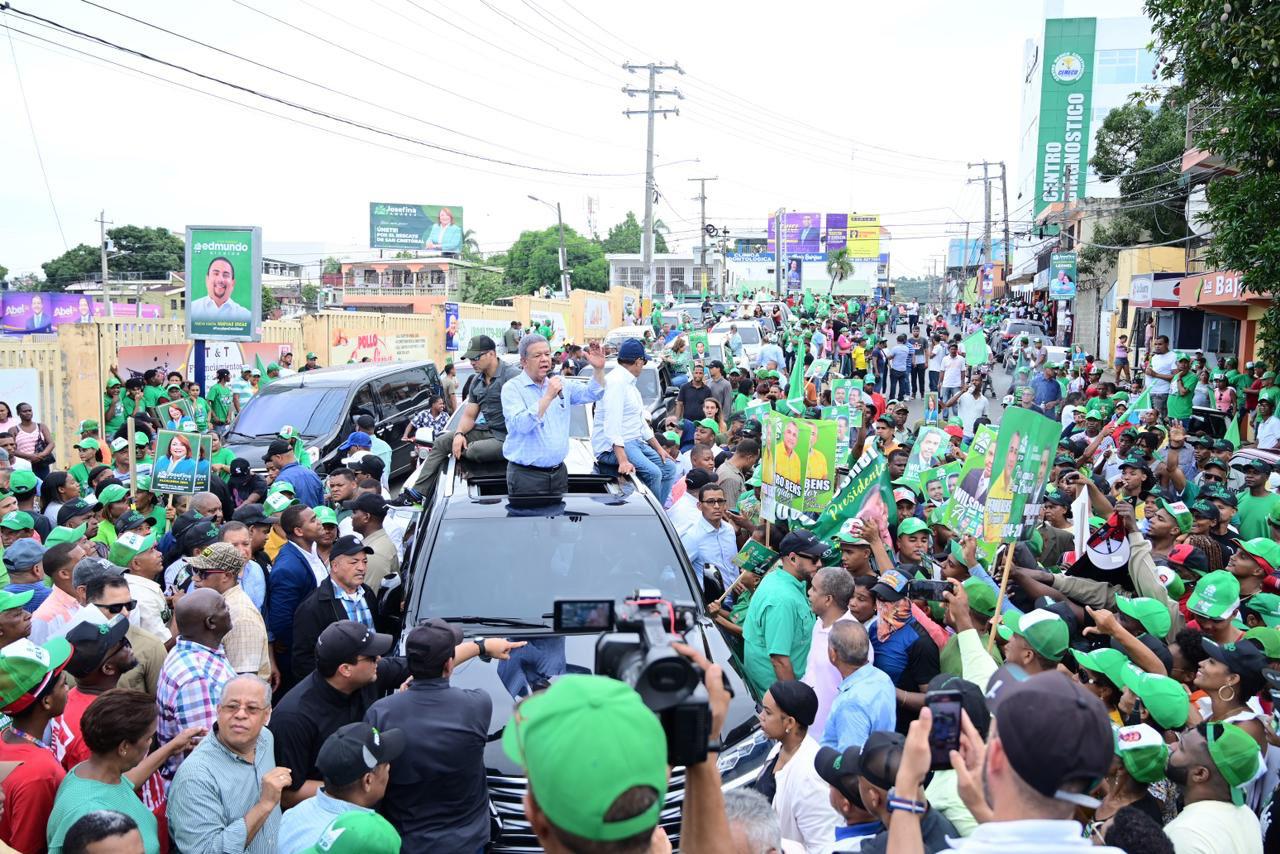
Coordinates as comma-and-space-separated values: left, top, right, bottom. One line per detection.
221, 585, 271, 680
157, 638, 235, 782
335, 586, 373, 628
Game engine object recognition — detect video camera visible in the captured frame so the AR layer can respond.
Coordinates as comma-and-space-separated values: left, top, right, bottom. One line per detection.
554, 590, 717, 767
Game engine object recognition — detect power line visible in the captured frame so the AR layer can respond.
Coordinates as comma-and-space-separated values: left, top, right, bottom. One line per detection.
3, 5, 653, 178
3, 18, 67, 251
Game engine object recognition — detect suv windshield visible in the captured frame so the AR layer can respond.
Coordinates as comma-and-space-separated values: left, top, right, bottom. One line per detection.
583, 367, 659, 404
231, 387, 345, 438
713, 324, 761, 345
417, 513, 693, 624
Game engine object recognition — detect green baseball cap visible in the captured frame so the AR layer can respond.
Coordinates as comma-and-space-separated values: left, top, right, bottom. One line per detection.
133, 433, 149, 447
306, 352, 318, 360
0, 512, 34, 532
746, 466, 762, 488
301, 811, 401, 854
1071, 647, 1131, 690
96, 483, 129, 505
134, 474, 152, 492
695, 418, 719, 432
1115, 595, 1172, 639
107, 531, 157, 568
928, 505, 951, 528
502, 675, 668, 842
105, 376, 122, 388
1236, 538, 1280, 575
74, 438, 101, 451
1244, 626, 1280, 659
267, 362, 281, 372
1242, 594, 1280, 628
313, 506, 339, 526
1120, 667, 1190, 729
1159, 500, 1193, 535
268, 481, 296, 496
0, 637, 73, 714
1205, 721, 1266, 806
0, 590, 34, 613
44, 524, 87, 548
1115, 723, 1169, 784
1187, 570, 1241, 621
996, 608, 1069, 662
961, 578, 997, 618
7, 471, 37, 496
897, 517, 929, 537
278, 425, 299, 440
264, 492, 294, 514
662, 431, 681, 444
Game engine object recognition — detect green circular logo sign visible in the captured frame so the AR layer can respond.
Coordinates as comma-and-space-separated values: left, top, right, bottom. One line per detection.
1051, 52, 1085, 84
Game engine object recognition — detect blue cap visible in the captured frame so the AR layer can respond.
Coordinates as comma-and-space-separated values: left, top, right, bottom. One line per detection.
1, 539, 45, 571
617, 339, 647, 362
337, 431, 373, 451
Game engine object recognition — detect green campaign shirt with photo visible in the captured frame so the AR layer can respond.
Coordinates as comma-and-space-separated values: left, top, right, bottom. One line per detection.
1166, 373, 1197, 420
207, 383, 234, 423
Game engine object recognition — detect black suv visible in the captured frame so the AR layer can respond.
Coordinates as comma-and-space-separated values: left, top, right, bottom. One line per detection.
400, 468, 769, 850
224, 361, 439, 478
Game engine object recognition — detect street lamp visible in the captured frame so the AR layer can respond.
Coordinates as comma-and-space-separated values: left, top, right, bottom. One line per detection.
528, 195, 570, 298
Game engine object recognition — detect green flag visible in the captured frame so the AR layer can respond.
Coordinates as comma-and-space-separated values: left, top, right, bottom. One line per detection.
810, 446, 897, 542
1225, 416, 1241, 450
782, 350, 807, 415
962, 330, 989, 367
1124, 387, 1151, 424
255, 354, 273, 389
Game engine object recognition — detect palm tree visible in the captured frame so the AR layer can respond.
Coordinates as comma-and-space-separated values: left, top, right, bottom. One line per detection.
827, 248, 853, 296
461, 229, 482, 261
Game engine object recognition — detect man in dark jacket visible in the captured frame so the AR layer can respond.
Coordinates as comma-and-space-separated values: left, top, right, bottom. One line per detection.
290, 534, 384, 680
267, 504, 326, 694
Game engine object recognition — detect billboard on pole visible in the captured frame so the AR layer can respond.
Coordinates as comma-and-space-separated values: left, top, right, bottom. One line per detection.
185, 226, 261, 342
369, 202, 464, 252
1033, 18, 1097, 220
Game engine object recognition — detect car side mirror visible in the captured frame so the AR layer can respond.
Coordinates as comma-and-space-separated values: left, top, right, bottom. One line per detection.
664, 386, 679, 399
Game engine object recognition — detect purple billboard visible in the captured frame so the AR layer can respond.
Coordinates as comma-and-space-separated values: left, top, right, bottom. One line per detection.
767, 212, 822, 254
1, 293, 96, 333
825, 214, 848, 252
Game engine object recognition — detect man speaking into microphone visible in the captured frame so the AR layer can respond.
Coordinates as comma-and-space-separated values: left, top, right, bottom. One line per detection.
500, 334, 607, 500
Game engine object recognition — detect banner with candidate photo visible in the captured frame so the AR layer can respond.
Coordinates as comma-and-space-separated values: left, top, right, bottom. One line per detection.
979, 408, 1061, 543
918, 461, 962, 507
152, 398, 197, 433
810, 446, 896, 543
152, 429, 212, 494
942, 425, 998, 538
185, 226, 262, 342
444, 302, 460, 352
902, 426, 948, 482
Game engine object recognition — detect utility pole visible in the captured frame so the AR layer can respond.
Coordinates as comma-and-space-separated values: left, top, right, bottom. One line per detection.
623, 62, 683, 306
999, 161, 1012, 274
968, 161, 998, 302
689, 176, 718, 297
528, 195, 571, 297
773, 207, 786, 300
96, 210, 112, 316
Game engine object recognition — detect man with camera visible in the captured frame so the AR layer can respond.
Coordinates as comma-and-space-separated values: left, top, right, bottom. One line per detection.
741, 531, 827, 700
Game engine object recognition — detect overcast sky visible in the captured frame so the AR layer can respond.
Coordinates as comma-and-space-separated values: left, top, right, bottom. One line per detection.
1, 0, 1145, 280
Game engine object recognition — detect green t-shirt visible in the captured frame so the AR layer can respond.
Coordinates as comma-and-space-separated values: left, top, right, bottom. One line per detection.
1261, 386, 1280, 406
142, 384, 166, 410
877, 309, 888, 324
145, 503, 167, 537
1236, 490, 1280, 540
103, 395, 126, 435
741, 569, 815, 700
940, 631, 1003, 678
207, 382, 234, 424
211, 446, 236, 482
47, 768, 160, 854
68, 462, 92, 493
1166, 372, 1198, 420
1230, 371, 1252, 394
188, 396, 210, 431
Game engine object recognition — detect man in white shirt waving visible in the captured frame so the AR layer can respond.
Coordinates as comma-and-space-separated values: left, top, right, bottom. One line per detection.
592, 339, 679, 504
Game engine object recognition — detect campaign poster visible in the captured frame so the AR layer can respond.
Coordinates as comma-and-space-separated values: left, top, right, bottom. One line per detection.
152, 398, 196, 432
185, 226, 261, 341
1049, 252, 1078, 300
369, 202, 464, 253
0, 293, 93, 333
943, 425, 999, 538
766, 413, 806, 514
830, 379, 856, 409
823, 405, 852, 468
688, 332, 711, 364
811, 446, 895, 544
733, 539, 779, 575
444, 302, 460, 352
807, 358, 833, 380
759, 411, 782, 522
825, 213, 848, 253
980, 409, 1061, 543
923, 392, 940, 425
802, 418, 836, 514
785, 256, 803, 292
903, 426, 948, 482
152, 429, 212, 494
919, 461, 963, 507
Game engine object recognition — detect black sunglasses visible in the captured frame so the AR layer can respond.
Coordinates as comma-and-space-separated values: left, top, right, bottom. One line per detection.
94, 599, 137, 615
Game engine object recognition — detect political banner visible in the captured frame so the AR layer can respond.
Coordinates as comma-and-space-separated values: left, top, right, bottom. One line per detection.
830, 379, 857, 408
444, 302, 460, 352
331, 332, 429, 365
1033, 19, 1097, 220
1049, 252, 1078, 300
688, 332, 711, 364
802, 418, 836, 513
118, 342, 291, 390
822, 405, 852, 448
153, 398, 196, 432
963, 330, 990, 367
979, 408, 1062, 543
943, 425, 999, 538
733, 539, 779, 575
152, 429, 212, 494
903, 426, 948, 482
1, 293, 98, 334
810, 446, 895, 543
369, 202, 464, 252
847, 214, 881, 260
185, 226, 261, 341
919, 461, 963, 506
807, 358, 833, 379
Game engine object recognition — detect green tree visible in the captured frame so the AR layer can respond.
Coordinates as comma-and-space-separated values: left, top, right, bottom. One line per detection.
826, 248, 853, 296
505, 226, 608, 294
461, 229, 482, 262
600, 212, 669, 254
1145, 0, 1280, 361
301, 283, 322, 309
1080, 89, 1190, 275
393, 250, 418, 260
0, 263, 8, 281
41, 225, 183, 289
459, 268, 518, 305
321, 257, 342, 275
261, 287, 278, 318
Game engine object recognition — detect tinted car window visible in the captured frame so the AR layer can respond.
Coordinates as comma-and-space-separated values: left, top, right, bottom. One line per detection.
374, 368, 430, 419
583, 366, 660, 405
417, 514, 691, 623
233, 388, 345, 438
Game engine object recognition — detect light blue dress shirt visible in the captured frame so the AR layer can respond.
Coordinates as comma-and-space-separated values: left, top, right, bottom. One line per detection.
820, 664, 897, 751
501, 371, 604, 467
679, 516, 739, 590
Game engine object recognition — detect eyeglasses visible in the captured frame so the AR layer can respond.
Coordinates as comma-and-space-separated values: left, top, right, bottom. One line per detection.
1201, 473, 1224, 482
94, 599, 137, 615
193, 569, 230, 579
219, 702, 268, 716
701, 498, 728, 505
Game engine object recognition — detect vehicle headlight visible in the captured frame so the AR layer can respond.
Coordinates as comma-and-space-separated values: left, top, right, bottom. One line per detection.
716, 728, 769, 780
